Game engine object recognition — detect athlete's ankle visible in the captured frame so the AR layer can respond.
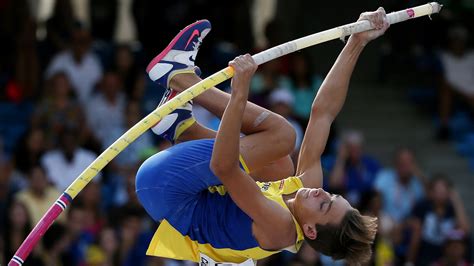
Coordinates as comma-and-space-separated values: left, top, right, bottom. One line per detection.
170, 73, 200, 92
175, 122, 216, 144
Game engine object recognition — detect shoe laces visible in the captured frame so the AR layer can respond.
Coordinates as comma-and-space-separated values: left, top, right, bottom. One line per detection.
189, 38, 202, 61
192, 39, 202, 52
192, 32, 205, 52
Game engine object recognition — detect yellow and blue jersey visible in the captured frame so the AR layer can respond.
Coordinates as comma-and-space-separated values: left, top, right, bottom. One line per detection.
136, 139, 304, 263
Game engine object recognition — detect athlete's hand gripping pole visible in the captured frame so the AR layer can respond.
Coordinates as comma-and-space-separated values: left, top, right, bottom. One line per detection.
9, 3, 441, 265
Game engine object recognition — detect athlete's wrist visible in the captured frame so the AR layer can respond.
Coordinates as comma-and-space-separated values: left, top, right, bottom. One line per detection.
348, 35, 368, 48
229, 92, 248, 108
231, 83, 250, 100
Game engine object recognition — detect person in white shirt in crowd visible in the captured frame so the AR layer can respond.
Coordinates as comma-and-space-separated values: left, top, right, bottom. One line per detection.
374, 147, 426, 223
86, 71, 127, 148
45, 23, 103, 104
328, 130, 381, 205
438, 25, 474, 139
41, 127, 100, 191
374, 147, 427, 264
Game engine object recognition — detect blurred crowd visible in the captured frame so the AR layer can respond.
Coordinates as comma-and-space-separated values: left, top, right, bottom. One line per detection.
0, 0, 472, 265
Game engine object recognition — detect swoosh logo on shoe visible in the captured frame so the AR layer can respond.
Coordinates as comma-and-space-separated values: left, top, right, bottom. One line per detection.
185, 29, 200, 49
169, 50, 195, 65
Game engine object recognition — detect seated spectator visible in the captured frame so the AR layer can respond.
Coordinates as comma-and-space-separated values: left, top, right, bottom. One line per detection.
86, 71, 126, 148
375, 147, 426, 223
7, 128, 45, 192
116, 206, 154, 266
76, 181, 104, 238
15, 165, 64, 225
112, 166, 145, 209
13, 128, 46, 177
1, 201, 33, 264
0, 160, 28, 196
432, 230, 471, 266
65, 204, 96, 266
406, 174, 470, 265
40, 223, 73, 266
32, 72, 90, 149
113, 100, 154, 169
328, 130, 381, 205
287, 53, 323, 125
45, 23, 103, 104
438, 25, 474, 140
85, 227, 119, 266
41, 127, 100, 191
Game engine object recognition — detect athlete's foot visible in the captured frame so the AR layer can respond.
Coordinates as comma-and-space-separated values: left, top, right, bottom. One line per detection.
150, 89, 195, 144
146, 19, 211, 89
147, 19, 211, 144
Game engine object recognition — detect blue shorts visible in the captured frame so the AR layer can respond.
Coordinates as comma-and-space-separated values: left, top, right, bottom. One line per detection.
136, 139, 225, 227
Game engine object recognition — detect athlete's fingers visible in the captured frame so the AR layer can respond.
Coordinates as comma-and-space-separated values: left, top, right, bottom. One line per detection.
229, 60, 243, 73
238, 54, 257, 72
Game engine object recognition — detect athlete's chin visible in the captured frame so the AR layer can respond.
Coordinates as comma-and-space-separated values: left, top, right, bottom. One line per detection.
295, 188, 304, 200
295, 188, 308, 201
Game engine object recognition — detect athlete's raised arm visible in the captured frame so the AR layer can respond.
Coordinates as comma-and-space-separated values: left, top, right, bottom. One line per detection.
297, 8, 389, 188
211, 55, 256, 182
210, 55, 292, 244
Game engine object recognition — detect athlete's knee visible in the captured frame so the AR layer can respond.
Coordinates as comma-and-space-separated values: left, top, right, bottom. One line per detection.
135, 156, 163, 190
269, 114, 296, 153
135, 162, 150, 189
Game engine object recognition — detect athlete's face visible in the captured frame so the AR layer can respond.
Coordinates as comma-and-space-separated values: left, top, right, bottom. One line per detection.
294, 188, 352, 240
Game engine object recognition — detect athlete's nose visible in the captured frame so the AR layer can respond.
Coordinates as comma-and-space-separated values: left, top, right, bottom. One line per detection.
311, 188, 321, 198
314, 188, 321, 197
319, 189, 331, 200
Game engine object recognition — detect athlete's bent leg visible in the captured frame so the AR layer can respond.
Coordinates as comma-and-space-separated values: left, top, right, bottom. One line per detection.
171, 73, 296, 177
145, 19, 295, 180
136, 139, 242, 226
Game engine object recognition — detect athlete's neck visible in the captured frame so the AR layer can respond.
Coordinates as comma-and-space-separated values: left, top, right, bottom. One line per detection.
283, 195, 298, 219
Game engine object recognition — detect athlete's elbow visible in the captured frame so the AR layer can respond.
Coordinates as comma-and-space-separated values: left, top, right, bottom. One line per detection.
310, 104, 336, 123
210, 159, 236, 178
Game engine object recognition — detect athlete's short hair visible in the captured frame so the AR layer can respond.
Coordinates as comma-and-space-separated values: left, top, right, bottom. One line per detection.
305, 209, 377, 265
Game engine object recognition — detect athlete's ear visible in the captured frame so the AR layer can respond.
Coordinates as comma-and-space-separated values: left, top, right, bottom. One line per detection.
303, 223, 317, 240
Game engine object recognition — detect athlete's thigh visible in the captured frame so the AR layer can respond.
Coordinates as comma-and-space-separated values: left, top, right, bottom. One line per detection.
248, 155, 295, 182
135, 139, 222, 221
239, 131, 295, 181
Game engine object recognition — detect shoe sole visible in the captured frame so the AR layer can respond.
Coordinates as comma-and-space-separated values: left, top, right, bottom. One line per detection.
146, 19, 209, 73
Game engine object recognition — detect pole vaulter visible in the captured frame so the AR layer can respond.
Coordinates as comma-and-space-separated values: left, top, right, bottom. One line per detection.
9, 3, 441, 265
